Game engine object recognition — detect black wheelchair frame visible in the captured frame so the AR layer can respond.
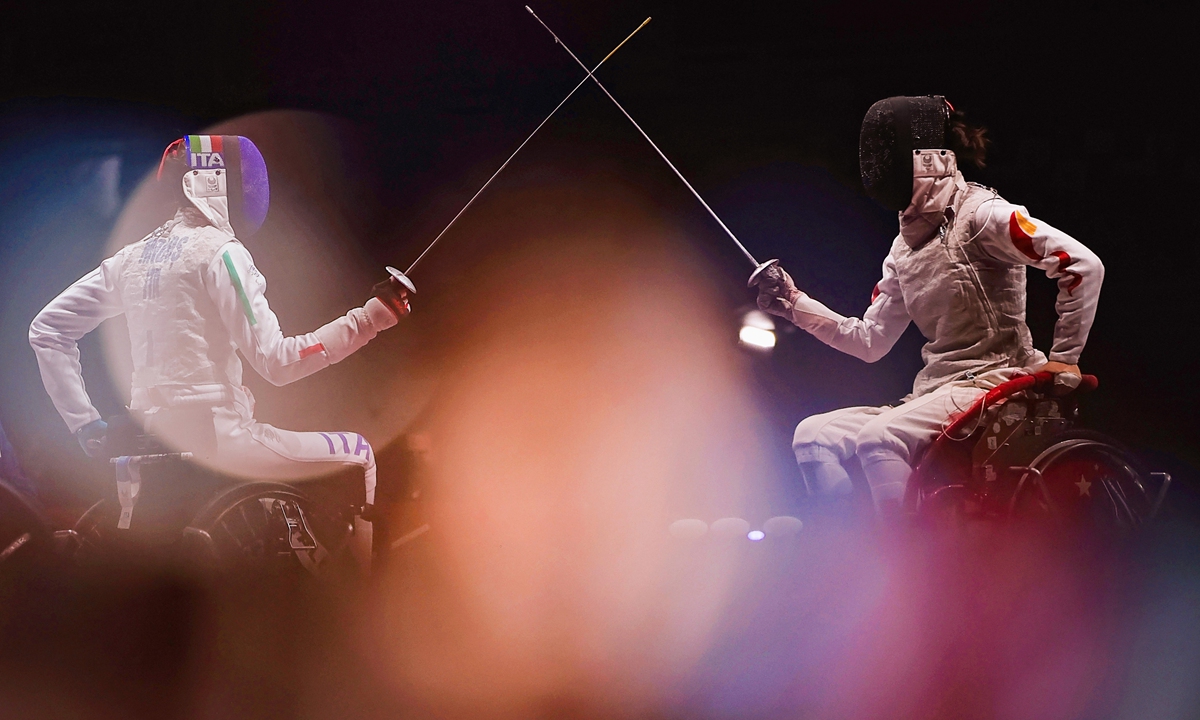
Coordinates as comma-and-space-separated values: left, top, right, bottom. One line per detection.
62, 426, 367, 578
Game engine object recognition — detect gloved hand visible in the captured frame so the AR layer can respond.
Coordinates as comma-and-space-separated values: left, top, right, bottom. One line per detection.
365, 275, 411, 331
750, 263, 800, 319
1037, 360, 1082, 395
75, 419, 108, 458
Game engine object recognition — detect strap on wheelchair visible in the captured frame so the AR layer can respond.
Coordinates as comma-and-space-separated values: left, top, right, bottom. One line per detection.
108, 452, 193, 530
114, 457, 142, 530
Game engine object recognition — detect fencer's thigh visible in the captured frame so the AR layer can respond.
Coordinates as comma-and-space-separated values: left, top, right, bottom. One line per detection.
210, 406, 377, 502
792, 405, 889, 463
854, 369, 1021, 465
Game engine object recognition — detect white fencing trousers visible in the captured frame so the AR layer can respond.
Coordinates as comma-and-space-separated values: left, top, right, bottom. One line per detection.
207, 405, 377, 505
198, 395, 377, 571
793, 368, 1022, 504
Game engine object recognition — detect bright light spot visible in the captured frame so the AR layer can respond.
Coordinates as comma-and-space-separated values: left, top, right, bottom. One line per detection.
739, 325, 776, 349
747, 530, 765, 541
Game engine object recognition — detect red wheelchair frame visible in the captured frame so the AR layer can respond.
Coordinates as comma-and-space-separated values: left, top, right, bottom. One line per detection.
904, 372, 1171, 531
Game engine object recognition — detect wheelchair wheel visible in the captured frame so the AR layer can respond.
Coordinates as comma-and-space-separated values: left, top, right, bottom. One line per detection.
71, 495, 196, 565
0, 481, 53, 576
71, 499, 117, 564
1009, 430, 1158, 534
182, 482, 355, 578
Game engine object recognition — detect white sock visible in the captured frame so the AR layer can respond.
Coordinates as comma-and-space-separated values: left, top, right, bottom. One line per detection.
799, 460, 854, 496
861, 452, 912, 514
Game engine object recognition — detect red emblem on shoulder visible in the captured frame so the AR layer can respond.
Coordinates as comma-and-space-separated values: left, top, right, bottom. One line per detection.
1008, 210, 1042, 261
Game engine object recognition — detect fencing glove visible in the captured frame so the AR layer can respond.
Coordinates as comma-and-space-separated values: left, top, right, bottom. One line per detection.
751, 264, 800, 319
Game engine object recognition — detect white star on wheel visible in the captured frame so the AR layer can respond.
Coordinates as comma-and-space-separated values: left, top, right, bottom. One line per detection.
1076, 476, 1092, 497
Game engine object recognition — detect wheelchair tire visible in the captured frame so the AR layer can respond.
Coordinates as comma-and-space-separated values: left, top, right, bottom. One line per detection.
71, 496, 195, 564
0, 480, 53, 576
71, 499, 116, 564
183, 482, 356, 578
1008, 429, 1158, 534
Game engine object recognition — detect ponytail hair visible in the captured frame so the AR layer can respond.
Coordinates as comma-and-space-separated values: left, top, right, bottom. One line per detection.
947, 109, 990, 169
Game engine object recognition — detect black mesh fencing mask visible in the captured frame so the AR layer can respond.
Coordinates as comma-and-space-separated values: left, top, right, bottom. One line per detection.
859, 96, 950, 212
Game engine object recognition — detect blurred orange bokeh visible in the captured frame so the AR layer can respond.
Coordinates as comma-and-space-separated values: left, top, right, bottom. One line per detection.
363, 197, 774, 716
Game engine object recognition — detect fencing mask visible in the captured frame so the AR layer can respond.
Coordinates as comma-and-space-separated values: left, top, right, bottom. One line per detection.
158, 135, 270, 236
859, 96, 951, 212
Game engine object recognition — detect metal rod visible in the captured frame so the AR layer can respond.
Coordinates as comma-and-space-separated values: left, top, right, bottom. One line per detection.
526, 6, 761, 269
109, 452, 194, 465
390, 523, 432, 550
404, 16, 652, 276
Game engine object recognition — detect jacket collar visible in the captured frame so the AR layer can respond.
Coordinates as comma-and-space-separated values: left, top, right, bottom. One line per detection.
898, 149, 967, 249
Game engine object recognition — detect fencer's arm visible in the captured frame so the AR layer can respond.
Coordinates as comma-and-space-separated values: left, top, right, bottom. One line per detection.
974, 200, 1104, 364
789, 254, 912, 363
206, 242, 398, 387
28, 258, 125, 432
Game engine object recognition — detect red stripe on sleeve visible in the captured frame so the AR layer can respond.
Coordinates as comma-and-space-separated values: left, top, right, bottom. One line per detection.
871, 284, 881, 303
1008, 212, 1042, 261
1049, 251, 1082, 294
299, 343, 326, 359
210, 135, 223, 153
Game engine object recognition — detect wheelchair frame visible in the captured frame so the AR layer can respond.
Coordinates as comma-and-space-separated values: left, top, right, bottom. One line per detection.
903, 372, 1171, 531
67, 444, 364, 577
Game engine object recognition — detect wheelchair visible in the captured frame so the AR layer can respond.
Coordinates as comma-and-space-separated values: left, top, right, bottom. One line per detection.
66, 415, 367, 579
0, 479, 55, 576
903, 371, 1171, 534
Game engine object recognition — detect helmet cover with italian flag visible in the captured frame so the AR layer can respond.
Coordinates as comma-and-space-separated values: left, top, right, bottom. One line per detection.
161, 135, 270, 236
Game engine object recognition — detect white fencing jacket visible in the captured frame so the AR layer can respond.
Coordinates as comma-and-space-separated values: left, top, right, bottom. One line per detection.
30, 210, 395, 433
788, 151, 1103, 398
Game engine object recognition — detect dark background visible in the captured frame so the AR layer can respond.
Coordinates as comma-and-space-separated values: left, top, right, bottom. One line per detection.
4, 3, 1200, 719
2, 0, 1194, 493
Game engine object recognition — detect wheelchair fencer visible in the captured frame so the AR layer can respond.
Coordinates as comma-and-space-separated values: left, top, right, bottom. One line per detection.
65, 412, 371, 579
895, 371, 1171, 532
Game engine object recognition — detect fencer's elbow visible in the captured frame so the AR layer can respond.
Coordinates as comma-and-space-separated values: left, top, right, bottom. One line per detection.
859, 349, 886, 364
28, 314, 56, 350
832, 345, 884, 364
259, 365, 292, 387
1074, 246, 1104, 284
855, 342, 889, 364
259, 359, 310, 387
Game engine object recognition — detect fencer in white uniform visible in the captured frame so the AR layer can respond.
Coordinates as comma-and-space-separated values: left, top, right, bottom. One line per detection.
29, 134, 409, 557
754, 97, 1103, 512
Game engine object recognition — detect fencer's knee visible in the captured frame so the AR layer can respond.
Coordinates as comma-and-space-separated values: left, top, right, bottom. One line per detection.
341, 432, 377, 506
854, 419, 912, 467
362, 458, 377, 506
793, 413, 839, 448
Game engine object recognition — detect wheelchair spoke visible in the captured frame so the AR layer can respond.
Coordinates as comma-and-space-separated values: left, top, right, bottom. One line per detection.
219, 517, 247, 554
237, 503, 261, 546
1104, 475, 1138, 528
